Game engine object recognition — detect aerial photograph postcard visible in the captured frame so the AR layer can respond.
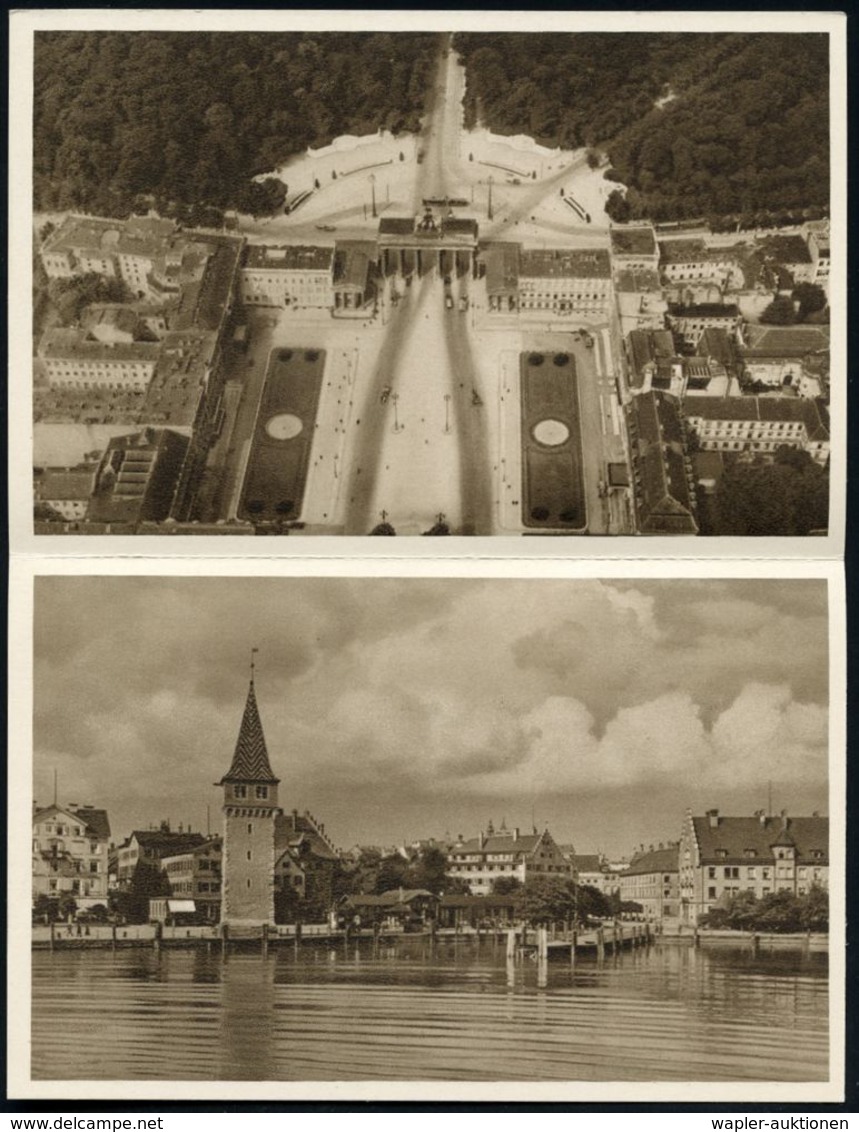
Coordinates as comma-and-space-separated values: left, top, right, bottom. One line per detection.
23, 15, 840, 538
16, 572, 840, 1099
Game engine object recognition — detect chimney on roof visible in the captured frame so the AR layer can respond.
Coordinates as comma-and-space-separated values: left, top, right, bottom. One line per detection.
478, 831, 485, 850
648, 844, 654, 853
160, 819, 170, 833
706, 809, 719, 828
178, 823, 183, 833
513, 827, 519, 842
659, 842, 664, 850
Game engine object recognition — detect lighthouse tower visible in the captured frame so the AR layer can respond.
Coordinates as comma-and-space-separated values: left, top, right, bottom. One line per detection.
218, 660, 282, 925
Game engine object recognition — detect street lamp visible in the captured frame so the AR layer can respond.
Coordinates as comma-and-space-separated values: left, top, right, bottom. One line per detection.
369, 173, 377, 220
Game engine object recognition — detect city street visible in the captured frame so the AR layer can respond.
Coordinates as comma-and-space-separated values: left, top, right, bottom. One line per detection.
212, 35, 631, 535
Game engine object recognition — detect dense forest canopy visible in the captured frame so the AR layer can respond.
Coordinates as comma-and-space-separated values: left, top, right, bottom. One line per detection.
34, 31, 439, 216
454, 32, 829, 222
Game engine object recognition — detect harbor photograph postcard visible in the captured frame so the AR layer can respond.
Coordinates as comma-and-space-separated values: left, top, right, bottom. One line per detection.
8, 9, 846, 555
7, 560, 845, 1102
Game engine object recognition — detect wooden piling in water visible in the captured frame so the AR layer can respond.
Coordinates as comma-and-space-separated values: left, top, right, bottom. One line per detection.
506, 928, 516, 960
597, 927, 605, 962
111, 923, 117, 951
261, 922, 269, 959
221, 922, 229, 957
537, 927, 548, 960
570, 929, 577, 970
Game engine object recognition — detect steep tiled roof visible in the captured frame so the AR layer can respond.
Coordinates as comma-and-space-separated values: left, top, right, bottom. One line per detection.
571, 854, 604, 874
131, 830, 206, 855
220, 681, 280, 784
691, 814, 828, 865
73, 807, 111, 841
450, 832, 545, 857
625, 847, 679, 877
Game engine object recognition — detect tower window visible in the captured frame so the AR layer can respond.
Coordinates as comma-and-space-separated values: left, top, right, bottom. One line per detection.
247, 823, 253, 835
247, 850, 252, 861
234, 785, 247, 799
255, 786, 269, 800
247, 879, 251, 889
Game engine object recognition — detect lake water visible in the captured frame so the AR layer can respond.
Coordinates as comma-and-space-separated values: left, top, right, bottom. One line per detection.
31, 938, 828, 1082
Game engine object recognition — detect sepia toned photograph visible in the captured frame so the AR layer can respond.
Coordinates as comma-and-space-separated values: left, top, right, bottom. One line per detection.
22, 14, 842, 539
17, 571, 841, 1098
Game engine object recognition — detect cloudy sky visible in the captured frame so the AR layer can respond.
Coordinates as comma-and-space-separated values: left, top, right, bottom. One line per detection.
32, 577, 829, 857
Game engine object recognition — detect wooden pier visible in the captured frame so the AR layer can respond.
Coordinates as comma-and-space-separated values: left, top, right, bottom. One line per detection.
506, 921, 652, 963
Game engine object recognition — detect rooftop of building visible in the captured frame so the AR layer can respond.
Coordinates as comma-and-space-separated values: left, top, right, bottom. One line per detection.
614, 267, 663, 293
625, 846, 679, 876
690, 812, 828, 864
482, 241, 521, 295
519, 247, 611, 279
610, 226, 657, 257
39, 328, 160, 365
220, 679, 280, 786
143, 329, 216, 428
42, 214, 178, 260
627, 328, 677, 385
33, 803, 111, 840
34, 464, 98, 502
450, 831, 547, 856
683, 396, 830, 437
342, 888, 434, 908
87, 427, 189, 525
333, 240, 376, 289
628, 392, 698, 535
244, 243, 334, 272
570, 853, 605, 874
668, 302, 740, 318
126, 829, 208, 855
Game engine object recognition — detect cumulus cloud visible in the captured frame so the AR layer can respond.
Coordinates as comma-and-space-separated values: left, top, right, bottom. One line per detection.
32, 577, 830, 848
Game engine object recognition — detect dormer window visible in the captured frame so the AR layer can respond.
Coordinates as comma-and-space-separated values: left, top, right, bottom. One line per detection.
744, 849, 757, 858
715, 849, 728, 859
255, 785, 269, 800
234, 784, 247, 799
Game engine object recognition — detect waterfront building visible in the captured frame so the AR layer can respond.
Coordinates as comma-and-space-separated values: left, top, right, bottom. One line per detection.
626, 391, 698, 535
240, 244, 334, 309
683, 396, 830, 465
564, 852, 619, 897
32, 802, 111, 908
436, 894, 518, 930
618, 844, 679, 922
116, 825, 206, 888
219, 672, 283, 925
274, 809, 340, 913
678, 809, 829, 925
448, 822, 572, 896
340, 889, 437, 930
162, 837, 223, 923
